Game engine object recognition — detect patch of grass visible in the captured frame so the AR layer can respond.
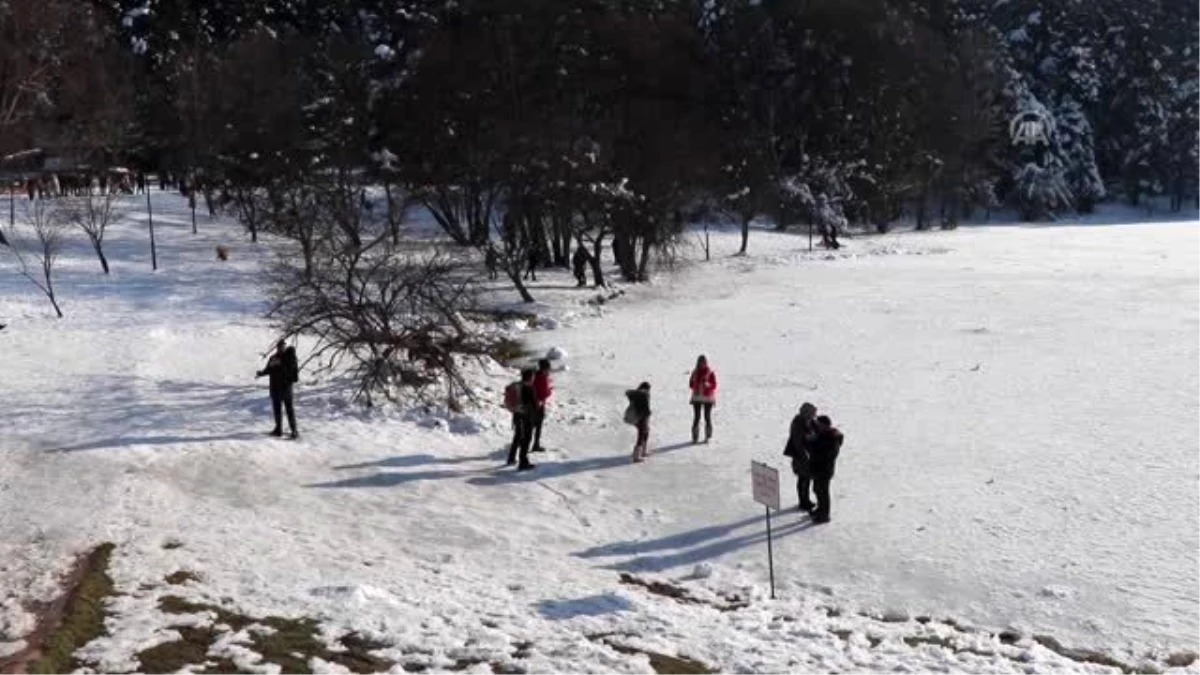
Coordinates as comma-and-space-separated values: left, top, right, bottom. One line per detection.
1168, 651, 1198, 668
1032, 634, 1141, 674
604, 642, 715, 675
27, 543, 116, 674
164, 570, 202, 585
617, 573, 747, 612
902, 634, 955, 650
157, 598, 391, 674
492, 337, 529, 365
136, 625, 221, 673
162, 539, 184, 550
158, 595, 254, 632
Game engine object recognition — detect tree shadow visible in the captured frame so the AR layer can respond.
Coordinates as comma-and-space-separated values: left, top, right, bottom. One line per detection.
13, 376, 272, 454
535, 593, 633, 620
306, 468, 487, 489
332, 452, 496, 471
577, 512, 816, 573
576, 513, 765, 559
50, 431, 262, 453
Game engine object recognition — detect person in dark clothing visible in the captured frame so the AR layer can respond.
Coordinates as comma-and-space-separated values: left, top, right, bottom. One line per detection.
523, 249, 539, 281
256, 340, 299, 438
485, 247, 499, 280
625, 382, 652, 462
572, 245, 591, 287
783, 402, 818, 512
506, 368, 538, 470
807, 414, 843, 523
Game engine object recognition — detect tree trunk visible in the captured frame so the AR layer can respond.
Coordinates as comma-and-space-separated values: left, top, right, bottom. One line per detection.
43, 266, 63, 318
636, 236, 652, 281
424, 192, 470, 245
590, 233, 607, 288
613, 234, 639, 281
384, 183, 402, 244
92, 239, 110, 274
738, 213, 750, 255
505, 266, 535, 303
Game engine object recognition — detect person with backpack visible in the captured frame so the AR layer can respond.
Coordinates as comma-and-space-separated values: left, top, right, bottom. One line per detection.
783, 402, 819, 512
531, 359, 554, 453
504, 368, 538, 471
624, 382, 652, 462
808, 414, 844, 524
256, 340, 299, 439
688, 355, 718, 444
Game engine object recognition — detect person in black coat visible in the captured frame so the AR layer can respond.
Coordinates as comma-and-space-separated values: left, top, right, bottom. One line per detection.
807, 415, 843, 524
783, 402, 818, 512
507, 368, 538, 471
257, 340, 299, 438
572, 245, 592, 287
625, 382, 652, 462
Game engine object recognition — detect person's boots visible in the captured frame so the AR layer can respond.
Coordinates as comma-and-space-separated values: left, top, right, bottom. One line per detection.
270, 428, 282, 437
691, 423, 699, 444
705, 422, 713, 443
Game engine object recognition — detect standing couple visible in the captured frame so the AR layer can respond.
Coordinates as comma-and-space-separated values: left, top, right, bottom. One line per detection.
783, 402, 843, 524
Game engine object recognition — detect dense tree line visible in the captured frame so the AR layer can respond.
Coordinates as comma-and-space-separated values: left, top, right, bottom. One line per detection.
4, 0, 1198, 265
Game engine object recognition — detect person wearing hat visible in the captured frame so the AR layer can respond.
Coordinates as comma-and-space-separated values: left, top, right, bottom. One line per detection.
808, 414, 844, 524
257, 340, 300, 439
783, 402, 818, 511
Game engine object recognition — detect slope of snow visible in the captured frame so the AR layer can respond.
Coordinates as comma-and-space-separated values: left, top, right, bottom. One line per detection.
1, 192, 1196, 672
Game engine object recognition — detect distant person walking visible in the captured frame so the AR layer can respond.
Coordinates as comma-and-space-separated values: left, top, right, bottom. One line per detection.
688, 355, 718, 444
531, 359, 554, 453
485, 247, 499, 280
783, 402, 818, 512
524, 249, 539, 282
624, 382, 652, 462
808, 415, 843, 524
572, 245, 592, 287
256, 340, 299, 439
504, 368, 538, 471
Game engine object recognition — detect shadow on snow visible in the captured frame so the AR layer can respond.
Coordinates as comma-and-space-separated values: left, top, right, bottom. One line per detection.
576, 511, 815, 573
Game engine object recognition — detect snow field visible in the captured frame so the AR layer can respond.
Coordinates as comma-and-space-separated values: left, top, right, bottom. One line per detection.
1, 193, 1197, 672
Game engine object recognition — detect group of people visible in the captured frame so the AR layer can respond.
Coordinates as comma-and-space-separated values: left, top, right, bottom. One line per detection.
621, 354, 719, 463
262, 338, 844, 523
483, 245, 596, 288
624, 356, 844, 524
503, 359, 555, 470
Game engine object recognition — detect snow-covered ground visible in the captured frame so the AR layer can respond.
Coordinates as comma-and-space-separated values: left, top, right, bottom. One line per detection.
1, 192, 1197, 673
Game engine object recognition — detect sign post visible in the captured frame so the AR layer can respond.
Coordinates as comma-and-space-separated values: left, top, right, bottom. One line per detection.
751, 460, 781, 599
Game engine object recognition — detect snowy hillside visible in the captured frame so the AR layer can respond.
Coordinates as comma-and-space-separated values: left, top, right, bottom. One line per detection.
1, 192, 1197, 673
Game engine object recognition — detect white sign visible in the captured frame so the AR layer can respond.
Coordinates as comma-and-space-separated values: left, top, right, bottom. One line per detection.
751, 461, 780, 511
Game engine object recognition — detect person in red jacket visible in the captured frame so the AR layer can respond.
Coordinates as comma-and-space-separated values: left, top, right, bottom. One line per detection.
531, 358, 554, 452
688, 354, 718, 443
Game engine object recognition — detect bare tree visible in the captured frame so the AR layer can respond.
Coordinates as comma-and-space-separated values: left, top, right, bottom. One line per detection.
267, 232, 501, 408
4, 200, 67, 317
63, 192, 124, 274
